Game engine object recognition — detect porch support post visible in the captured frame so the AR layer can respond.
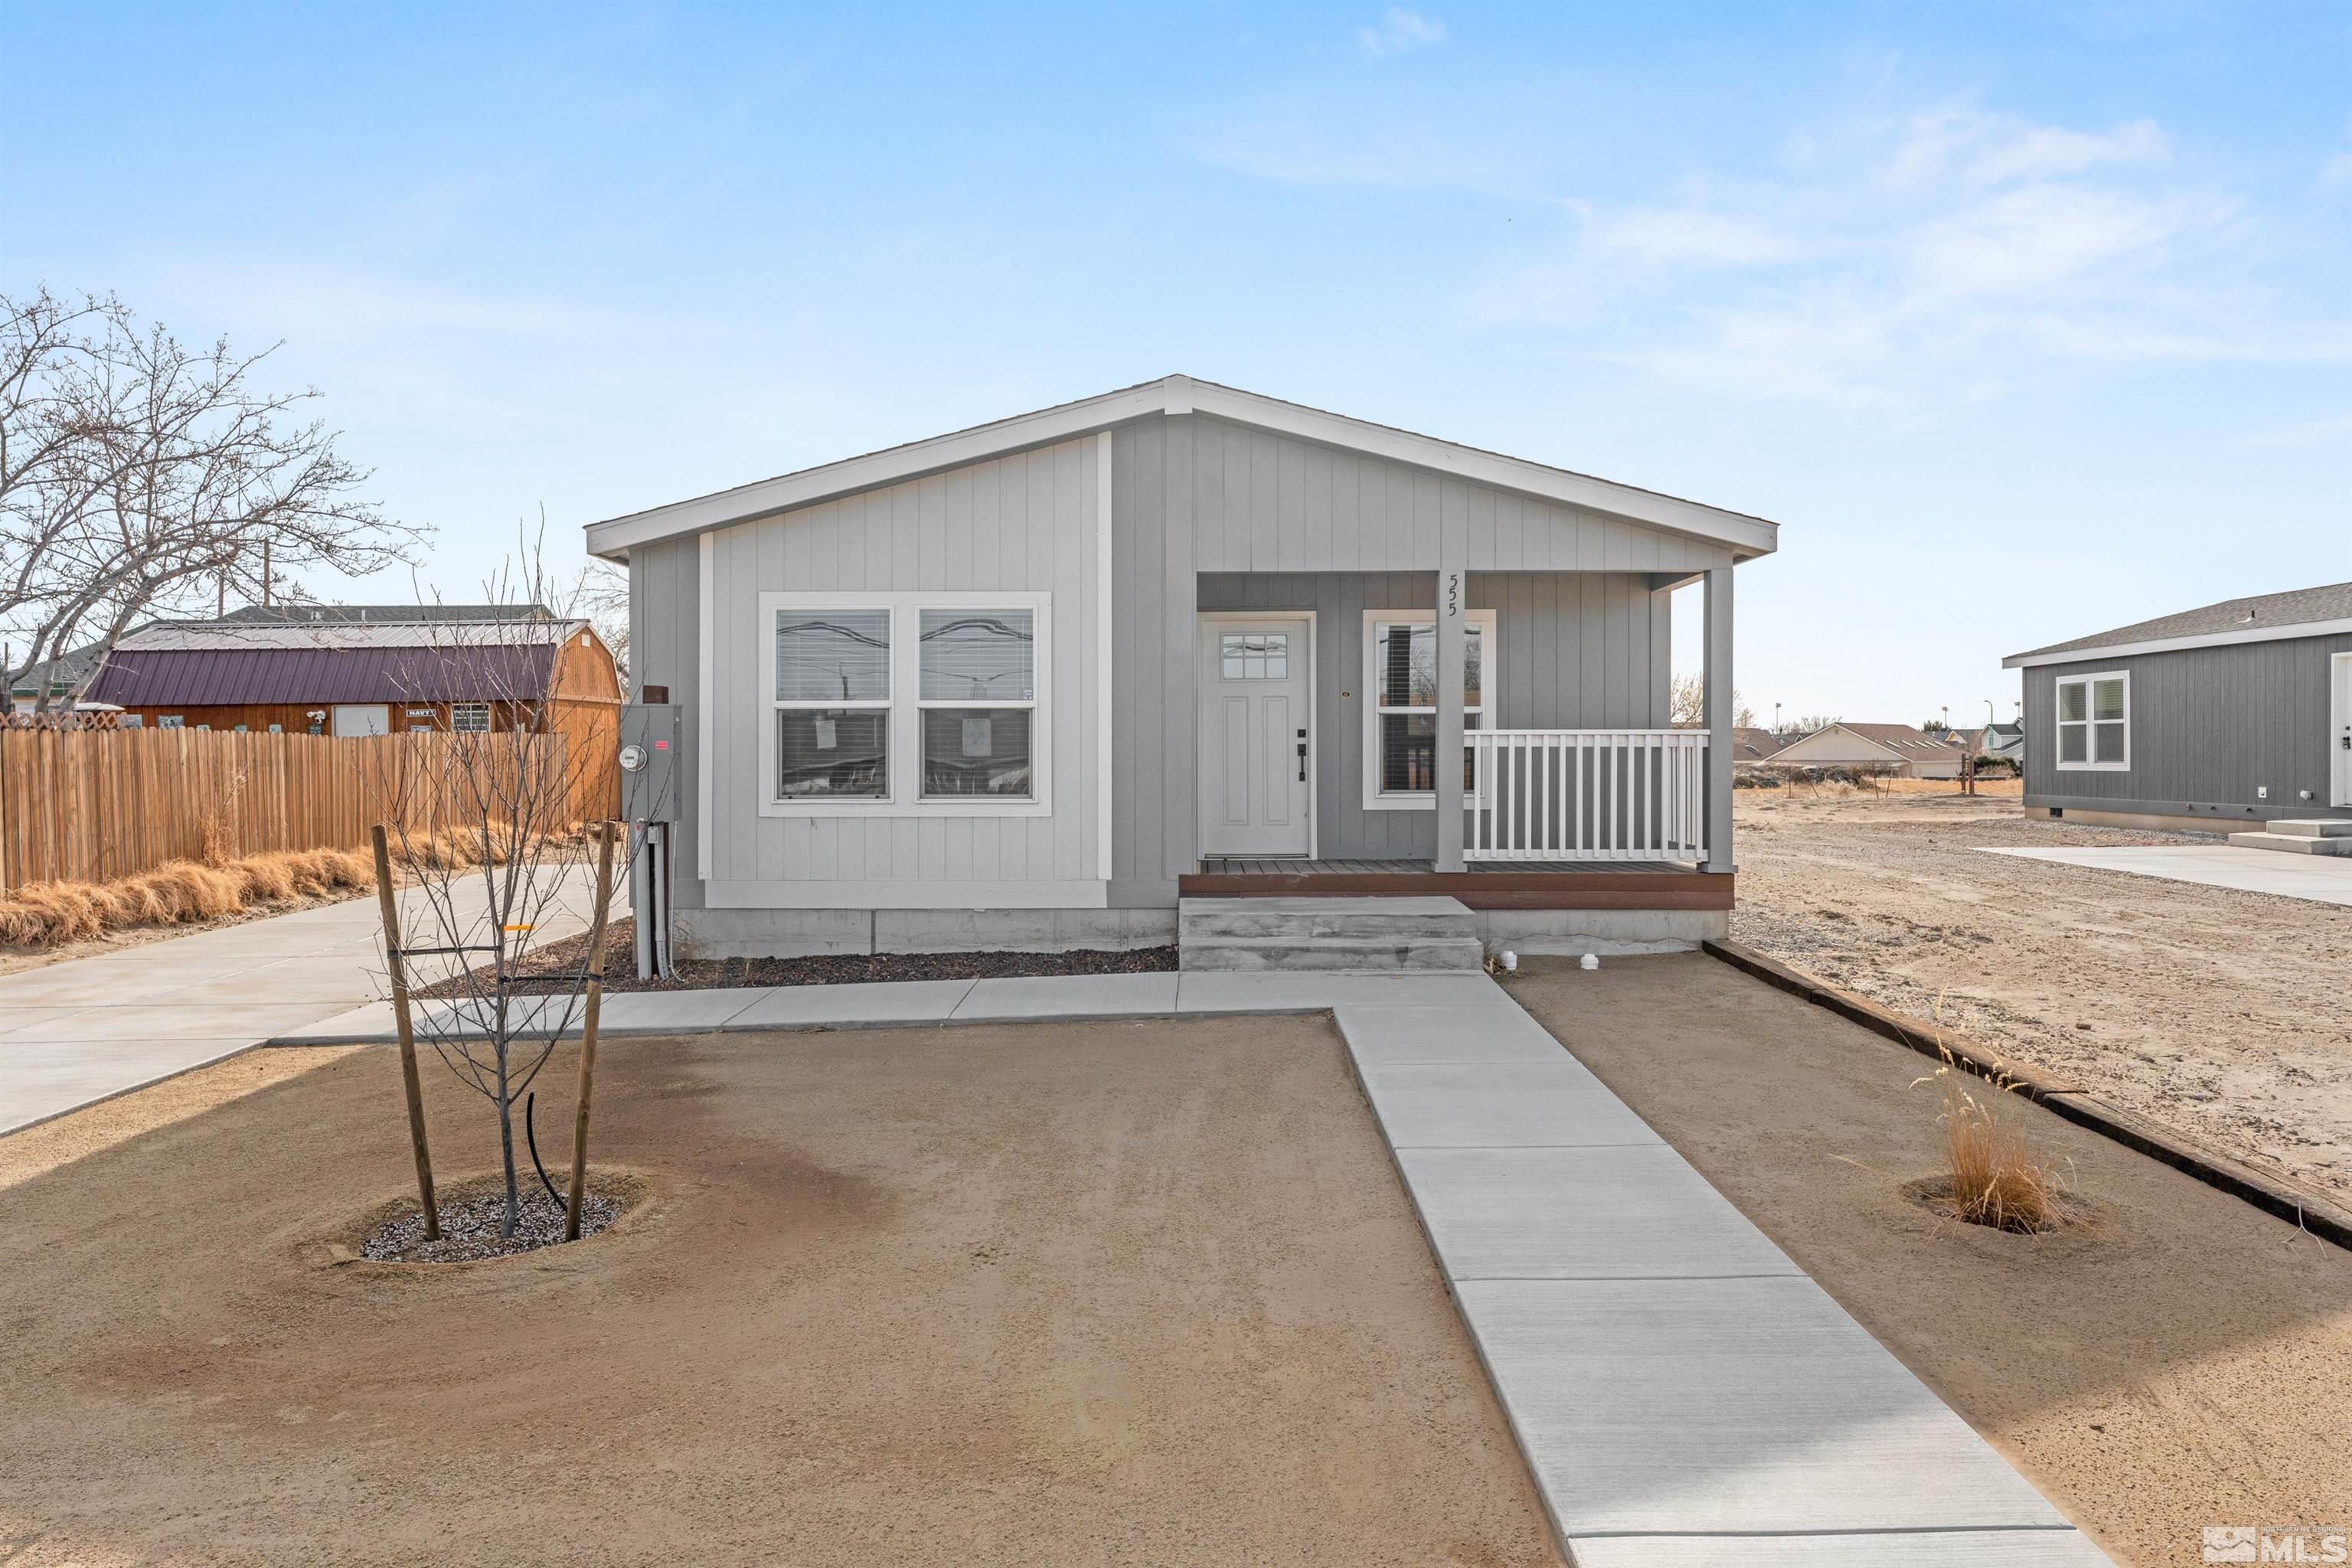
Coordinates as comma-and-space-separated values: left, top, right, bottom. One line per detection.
1703, 564, 1735, 873
1434, 560, 1467, 873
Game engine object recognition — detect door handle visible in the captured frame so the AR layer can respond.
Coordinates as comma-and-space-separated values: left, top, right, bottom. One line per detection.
1297, 742, 1308, 782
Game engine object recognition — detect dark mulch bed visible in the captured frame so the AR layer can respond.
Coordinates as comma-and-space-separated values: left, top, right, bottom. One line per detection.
361, 1186, 624, 1263
415, 915, 1178, 997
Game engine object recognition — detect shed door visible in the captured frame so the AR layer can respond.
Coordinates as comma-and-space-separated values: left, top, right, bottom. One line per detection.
1200, 619, 1312, 858
332, 704, 390, 737
2334, 653, 2351, 808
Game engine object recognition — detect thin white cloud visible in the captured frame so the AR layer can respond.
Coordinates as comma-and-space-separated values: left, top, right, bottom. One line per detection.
1595, 209, 1800, 266
2321, 149, 2352, 189
1883, 107, 2170, 191
1904, 184, 2209, 300
1357, 8, 1446, 58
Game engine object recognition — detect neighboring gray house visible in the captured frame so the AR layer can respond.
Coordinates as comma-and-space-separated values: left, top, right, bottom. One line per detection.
1975, 720, 2024, 763
590, 376, 1779, 957
2003, 581, 2352, 831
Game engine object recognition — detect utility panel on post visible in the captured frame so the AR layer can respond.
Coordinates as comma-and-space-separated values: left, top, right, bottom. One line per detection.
619, 704, 682, 825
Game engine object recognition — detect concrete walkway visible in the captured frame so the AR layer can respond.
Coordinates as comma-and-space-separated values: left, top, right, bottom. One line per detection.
1981, 843, 2352, 908
272, 968, 2110, 1566
0, 867, 616, 1136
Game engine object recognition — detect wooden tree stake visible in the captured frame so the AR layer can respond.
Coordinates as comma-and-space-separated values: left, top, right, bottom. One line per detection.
565, 822, 621, 1242
371, 824, 439, 1240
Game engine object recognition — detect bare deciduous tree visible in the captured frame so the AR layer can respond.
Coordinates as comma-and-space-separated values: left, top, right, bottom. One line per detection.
1668, 673, 1758, 730
0, 286, 422, 704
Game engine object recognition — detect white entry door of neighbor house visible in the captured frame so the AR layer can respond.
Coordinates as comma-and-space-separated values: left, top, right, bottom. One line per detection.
2333, 652, 2352, 807
1200, 617, 1312, 858
331, 704, 390, 737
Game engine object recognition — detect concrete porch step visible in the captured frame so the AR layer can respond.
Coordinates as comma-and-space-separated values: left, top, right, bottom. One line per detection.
1179, 895, 1485, 971
1179, 895, 1478, 942
1178, 934, 1489, 972
2260, 818, 2352, 838
2227, 831, 2352, 856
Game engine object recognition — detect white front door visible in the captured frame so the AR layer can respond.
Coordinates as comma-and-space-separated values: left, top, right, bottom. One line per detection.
332, 704, 390, 737
2333, 652, 2351, 807
1200, 618, 1312, 857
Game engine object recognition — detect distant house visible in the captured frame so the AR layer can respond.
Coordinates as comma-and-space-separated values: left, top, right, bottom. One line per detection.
83, 615, 621, 744
1767, 722, 1969, 779
1976, 721, 2024, 763
1730, 726, 1788, 763
2003, 581, 2352, 831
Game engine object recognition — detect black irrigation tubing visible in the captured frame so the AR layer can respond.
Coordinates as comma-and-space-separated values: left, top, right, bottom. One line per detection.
524, 1091, 567, 1211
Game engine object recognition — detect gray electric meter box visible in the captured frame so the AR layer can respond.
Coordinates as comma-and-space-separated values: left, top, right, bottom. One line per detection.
619, 704, 682, 825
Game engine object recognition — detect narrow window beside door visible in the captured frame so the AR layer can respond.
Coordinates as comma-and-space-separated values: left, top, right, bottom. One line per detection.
1363, 609, 1494, 807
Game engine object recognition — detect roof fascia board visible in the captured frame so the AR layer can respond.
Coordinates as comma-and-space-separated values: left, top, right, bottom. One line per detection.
1182, 384, 1777, 558
2003, 616, 2352, 668
586, 381, 1176, 558
586, 374, 1782, 560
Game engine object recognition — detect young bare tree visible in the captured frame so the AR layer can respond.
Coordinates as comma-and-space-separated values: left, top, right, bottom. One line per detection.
0, 286, 421, 704
368, 541, 645, 1243
1668, 673, 1757, 730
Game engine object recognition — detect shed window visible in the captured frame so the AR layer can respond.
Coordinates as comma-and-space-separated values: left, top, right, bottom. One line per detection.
450, 703, 491, 733
2055, 672, 2129, 770
1363, 609, 1494, 807
158, 715, 184, 729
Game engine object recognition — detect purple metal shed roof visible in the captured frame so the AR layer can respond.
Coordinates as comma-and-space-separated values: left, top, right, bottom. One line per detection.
84, 643, 562, 707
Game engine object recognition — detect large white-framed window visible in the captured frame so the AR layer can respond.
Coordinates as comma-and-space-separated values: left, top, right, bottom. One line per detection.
759, 590, 1051, 817
1361, 607, 1495, 811
2054, 670, 2129, 770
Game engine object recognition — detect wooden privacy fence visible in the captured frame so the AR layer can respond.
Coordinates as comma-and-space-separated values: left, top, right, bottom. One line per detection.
0, 727, 619, 891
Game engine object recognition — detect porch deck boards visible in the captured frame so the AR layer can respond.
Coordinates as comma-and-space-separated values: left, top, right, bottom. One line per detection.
1181, 858, 1731, 912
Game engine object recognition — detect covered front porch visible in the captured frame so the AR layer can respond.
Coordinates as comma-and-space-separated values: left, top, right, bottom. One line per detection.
1192, 564, 1737, 900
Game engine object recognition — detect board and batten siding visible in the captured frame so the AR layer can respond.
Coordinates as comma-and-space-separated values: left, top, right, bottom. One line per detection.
655, 436, 1106, 907
636, 410, 1732, 907
1109, 414, 1723, 892
2023, 632, 2352, 821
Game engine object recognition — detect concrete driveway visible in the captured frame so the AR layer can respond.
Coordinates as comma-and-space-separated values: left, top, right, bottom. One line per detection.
0, 867, 618, 1136
1980, 844, 2352, 907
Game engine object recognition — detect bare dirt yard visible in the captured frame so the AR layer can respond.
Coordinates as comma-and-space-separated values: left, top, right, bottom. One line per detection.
1732, 781, 2352, 1207
0, 1019, 1557, 1567
1505, 952, 2352, 1568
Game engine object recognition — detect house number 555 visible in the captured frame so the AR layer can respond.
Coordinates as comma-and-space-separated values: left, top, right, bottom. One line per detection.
1445, 571, 1460, 617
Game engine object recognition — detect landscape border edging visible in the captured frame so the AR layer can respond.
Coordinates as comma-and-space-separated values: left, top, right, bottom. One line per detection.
1700, 936, 2352, 1253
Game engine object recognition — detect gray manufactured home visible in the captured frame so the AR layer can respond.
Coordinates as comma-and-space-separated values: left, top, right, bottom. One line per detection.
589, 377, 1779, 957
2003, 582, 2352, 833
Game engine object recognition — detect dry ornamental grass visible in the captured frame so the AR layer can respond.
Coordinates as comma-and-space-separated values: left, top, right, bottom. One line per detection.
0, 827, 562, 949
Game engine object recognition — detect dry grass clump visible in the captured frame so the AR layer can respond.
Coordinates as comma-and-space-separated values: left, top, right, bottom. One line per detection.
0, 847, 379, 949
1914, 1047, 2075, 1234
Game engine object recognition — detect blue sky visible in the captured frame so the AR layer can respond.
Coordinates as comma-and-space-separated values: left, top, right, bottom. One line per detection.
5, 2, 2346, 724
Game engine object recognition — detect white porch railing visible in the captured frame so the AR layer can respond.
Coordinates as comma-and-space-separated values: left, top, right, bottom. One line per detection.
1464, 729, 1708, 863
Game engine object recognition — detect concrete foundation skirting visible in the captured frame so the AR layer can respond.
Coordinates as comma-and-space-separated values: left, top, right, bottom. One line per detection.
675, 905, 1179, 959
1472, 908, 1726, 956
1704, 938, 2352, 1253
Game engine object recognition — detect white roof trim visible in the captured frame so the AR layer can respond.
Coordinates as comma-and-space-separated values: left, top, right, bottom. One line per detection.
586, 374, 1781, 560
2003, 616, 2352, 668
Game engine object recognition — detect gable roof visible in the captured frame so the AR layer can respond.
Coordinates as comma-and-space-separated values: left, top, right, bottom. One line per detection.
84, 619, 594, 709
1730, 726, 1787, 761
2004, 581, 2352, 668
1774, 723, 1968, 763
586, 374, 1781, 562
